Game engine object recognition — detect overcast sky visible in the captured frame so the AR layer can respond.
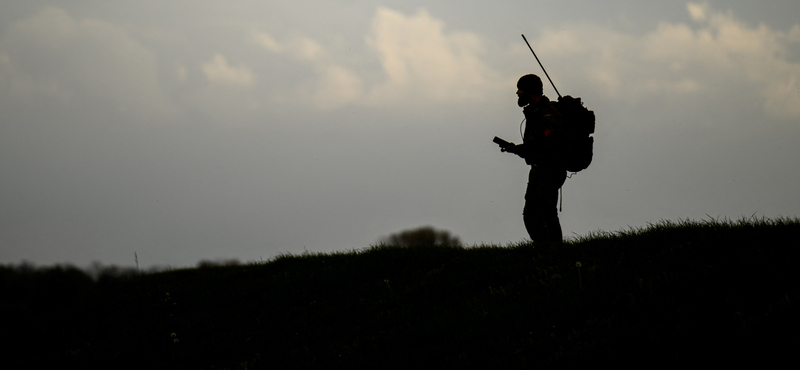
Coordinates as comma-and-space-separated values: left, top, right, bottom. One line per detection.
2, 0, 799, 269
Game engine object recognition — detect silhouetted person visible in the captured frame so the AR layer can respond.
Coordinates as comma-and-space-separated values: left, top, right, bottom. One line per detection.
500, 74, 566, 244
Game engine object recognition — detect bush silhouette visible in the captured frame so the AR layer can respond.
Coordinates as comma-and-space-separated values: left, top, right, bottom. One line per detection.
197, 259, 241, 268
381, 226, 462, 247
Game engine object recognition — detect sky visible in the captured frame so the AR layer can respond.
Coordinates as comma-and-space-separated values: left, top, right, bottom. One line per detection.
1, 0, 799, 270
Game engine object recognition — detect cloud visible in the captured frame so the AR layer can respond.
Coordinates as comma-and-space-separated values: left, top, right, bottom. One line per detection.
532, 2, 800, 119
254, 31, 362, 109
364, 7, 502, 104
253, 8, 504, 109
0, 6, 177, 121
315, 65, 364, 109
254, 32, 283, 53
687, 2, 709, 22
254, 32, 324, 61
291, 37, 326, 62
762, 75, 800, 119
202, 54, 254, 87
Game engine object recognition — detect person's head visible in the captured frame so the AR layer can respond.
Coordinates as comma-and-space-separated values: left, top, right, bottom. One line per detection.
516, 74, 543, 107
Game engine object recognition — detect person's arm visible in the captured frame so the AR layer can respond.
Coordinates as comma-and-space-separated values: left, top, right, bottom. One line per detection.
502, 141, 528, 158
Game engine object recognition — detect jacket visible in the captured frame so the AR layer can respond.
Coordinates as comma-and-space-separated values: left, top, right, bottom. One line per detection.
516, 95, 564, 168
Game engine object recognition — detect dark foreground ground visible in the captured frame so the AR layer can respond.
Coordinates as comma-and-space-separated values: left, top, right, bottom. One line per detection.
3, 218, 797, 368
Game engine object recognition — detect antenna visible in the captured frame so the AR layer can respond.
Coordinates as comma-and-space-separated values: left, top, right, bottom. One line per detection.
521, 34, 561, 99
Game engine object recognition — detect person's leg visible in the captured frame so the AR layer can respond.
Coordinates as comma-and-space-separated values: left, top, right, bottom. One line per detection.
523, 167, 566, 244
523, 168, 546, 242
541, 185, 562, 243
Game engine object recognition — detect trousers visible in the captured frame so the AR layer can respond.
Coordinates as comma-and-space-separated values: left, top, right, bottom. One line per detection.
523, 166, 567, 244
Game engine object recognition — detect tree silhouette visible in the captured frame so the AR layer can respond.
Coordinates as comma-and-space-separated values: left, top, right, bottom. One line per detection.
381, 226, 462, 247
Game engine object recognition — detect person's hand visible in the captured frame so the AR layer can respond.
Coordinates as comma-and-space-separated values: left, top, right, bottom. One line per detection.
501, 142, 517, 153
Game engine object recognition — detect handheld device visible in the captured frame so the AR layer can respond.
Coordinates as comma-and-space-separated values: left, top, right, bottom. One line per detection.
493, 136, 513, 150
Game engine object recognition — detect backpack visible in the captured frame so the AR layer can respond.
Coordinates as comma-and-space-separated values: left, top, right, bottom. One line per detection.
552, 95, 595, 172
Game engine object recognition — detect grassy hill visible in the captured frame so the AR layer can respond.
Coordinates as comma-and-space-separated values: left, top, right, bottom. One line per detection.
3, 217, 797, 368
